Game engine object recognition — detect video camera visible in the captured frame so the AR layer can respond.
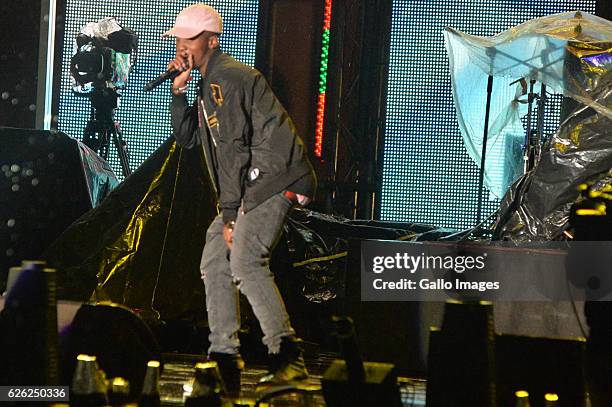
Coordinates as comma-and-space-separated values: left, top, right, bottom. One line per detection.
70, 17, 138, 94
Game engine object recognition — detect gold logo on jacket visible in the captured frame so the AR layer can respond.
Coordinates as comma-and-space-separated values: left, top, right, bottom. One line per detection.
210, 84, 224, 106
207, 113, 219, 128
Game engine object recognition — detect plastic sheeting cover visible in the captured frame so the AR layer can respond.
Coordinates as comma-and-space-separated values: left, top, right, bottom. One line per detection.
44, 138, 217, 320
444, 11, 612, 198
494, 96, 612, 241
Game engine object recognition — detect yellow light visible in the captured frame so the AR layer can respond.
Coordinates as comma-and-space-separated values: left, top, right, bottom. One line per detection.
589, 190, 602, 198
112, 377, 128, 386
515, 390, 529, 398
147, 360, 160, 368
195, 361, 217, 370
76, 354, 96, 362
576, 209, 604, 216
545, 393, 559, 401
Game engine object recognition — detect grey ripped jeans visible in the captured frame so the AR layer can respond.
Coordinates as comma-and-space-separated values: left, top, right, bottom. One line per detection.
200, 193, 296, 355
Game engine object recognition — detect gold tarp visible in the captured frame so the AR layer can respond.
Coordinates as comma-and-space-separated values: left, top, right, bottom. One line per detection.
44, 138, 218, 320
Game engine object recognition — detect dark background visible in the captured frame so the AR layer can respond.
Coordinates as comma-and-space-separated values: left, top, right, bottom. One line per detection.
0, 2, 42, 129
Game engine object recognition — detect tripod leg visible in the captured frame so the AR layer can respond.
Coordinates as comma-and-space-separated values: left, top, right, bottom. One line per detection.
99, 129, 110, 161
84, 120, 105, 156
112, 123, 131, 177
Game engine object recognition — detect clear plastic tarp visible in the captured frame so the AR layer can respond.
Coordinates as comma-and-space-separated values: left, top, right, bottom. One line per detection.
444, 11, 612, 198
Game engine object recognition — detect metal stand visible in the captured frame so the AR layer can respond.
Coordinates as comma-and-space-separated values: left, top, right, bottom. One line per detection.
83, 88, 131, 177
477, 74, 549, 226
523, 79, 536, 174
476, 75, 494, 225
532, 82, 547, 171
522, 80, 547, 174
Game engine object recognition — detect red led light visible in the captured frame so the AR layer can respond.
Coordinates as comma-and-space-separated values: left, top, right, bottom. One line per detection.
323, 0, 333, 30
315, 0, 333, 158
315, 93, 326, 157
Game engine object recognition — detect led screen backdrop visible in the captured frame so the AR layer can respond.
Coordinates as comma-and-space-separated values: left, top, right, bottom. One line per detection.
381, 0, 596, 229
57, 0, 259, 180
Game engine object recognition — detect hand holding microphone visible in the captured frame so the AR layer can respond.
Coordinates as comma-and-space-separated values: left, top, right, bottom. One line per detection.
143, 53, 194, 92
168, 53, 194, 95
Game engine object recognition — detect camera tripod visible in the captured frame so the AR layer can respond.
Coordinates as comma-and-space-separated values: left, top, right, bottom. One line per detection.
83, 88, 131, 177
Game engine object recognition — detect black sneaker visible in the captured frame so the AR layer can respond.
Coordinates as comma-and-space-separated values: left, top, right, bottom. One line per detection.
208, 352, 244, 398
258, 337, 308, 389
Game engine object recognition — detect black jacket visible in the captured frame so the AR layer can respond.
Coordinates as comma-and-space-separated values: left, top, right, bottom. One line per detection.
171, 48, 316, 223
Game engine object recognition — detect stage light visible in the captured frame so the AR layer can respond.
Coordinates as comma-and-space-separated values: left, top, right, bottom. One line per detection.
139, 360, 161, 407
545, 393, 560, 406
184, 362, 223, 407
59, 302, 161, 400
108, 376, 131, 406
515, 390, 531, 407
71, 354, 109, 406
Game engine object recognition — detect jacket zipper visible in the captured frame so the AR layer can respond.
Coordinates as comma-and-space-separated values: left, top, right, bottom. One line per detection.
197, 95, 220, 198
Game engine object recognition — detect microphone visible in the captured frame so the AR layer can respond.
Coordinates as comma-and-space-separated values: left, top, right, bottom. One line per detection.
143, 69, 182, 92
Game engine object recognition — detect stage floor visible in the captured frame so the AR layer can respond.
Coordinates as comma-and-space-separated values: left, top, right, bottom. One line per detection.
159, 352, 426, 406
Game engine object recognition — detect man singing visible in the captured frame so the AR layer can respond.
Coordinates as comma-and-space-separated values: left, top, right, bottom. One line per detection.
164, 3, 316, 396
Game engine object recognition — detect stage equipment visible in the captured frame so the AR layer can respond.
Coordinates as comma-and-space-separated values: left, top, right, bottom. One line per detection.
70, 17, 138, 177
453, 12, 612, 241
515, 390, 531, 407
108, 377, 130, 406
59, 302, 160, 400
426, 300, 497, 407
143, 70, 181, 92
71, 354, 109, 406
139, 360, 162, 407
476, 74, 495, 225
322, 316, 402, 407
477, 75, 550, 227
545, 393, 560, 406
0, 260, 60, 385
313, 0, 334, 158
569, 180, 612, 407
428, 300, 585, 407
445, 13, 597, 226
184, 362, 223, 407
496, 334, 585, 407
255, 385, 320, 406
58, 1, 259, 179
81, 87, 132, 177
44, 138, 216, 321
0, 127, 118, 291
3, 267, 22, 297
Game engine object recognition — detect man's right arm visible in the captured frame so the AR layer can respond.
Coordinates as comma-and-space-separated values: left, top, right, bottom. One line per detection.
169, 53, 199, 148
170, 92, 200, 148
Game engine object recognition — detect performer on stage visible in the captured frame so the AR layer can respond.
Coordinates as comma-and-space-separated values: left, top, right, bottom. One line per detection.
164, 3, 316, 396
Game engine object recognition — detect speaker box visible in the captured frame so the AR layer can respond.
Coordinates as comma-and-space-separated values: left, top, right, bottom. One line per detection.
343, 239, 429, 375
322, 360, 402, 407
0, 127, 117, 290
496, 333, 585, 407
427, 329, 586, 407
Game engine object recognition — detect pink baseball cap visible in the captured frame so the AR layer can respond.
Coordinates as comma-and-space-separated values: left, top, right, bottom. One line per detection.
163, 4, 223, 38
